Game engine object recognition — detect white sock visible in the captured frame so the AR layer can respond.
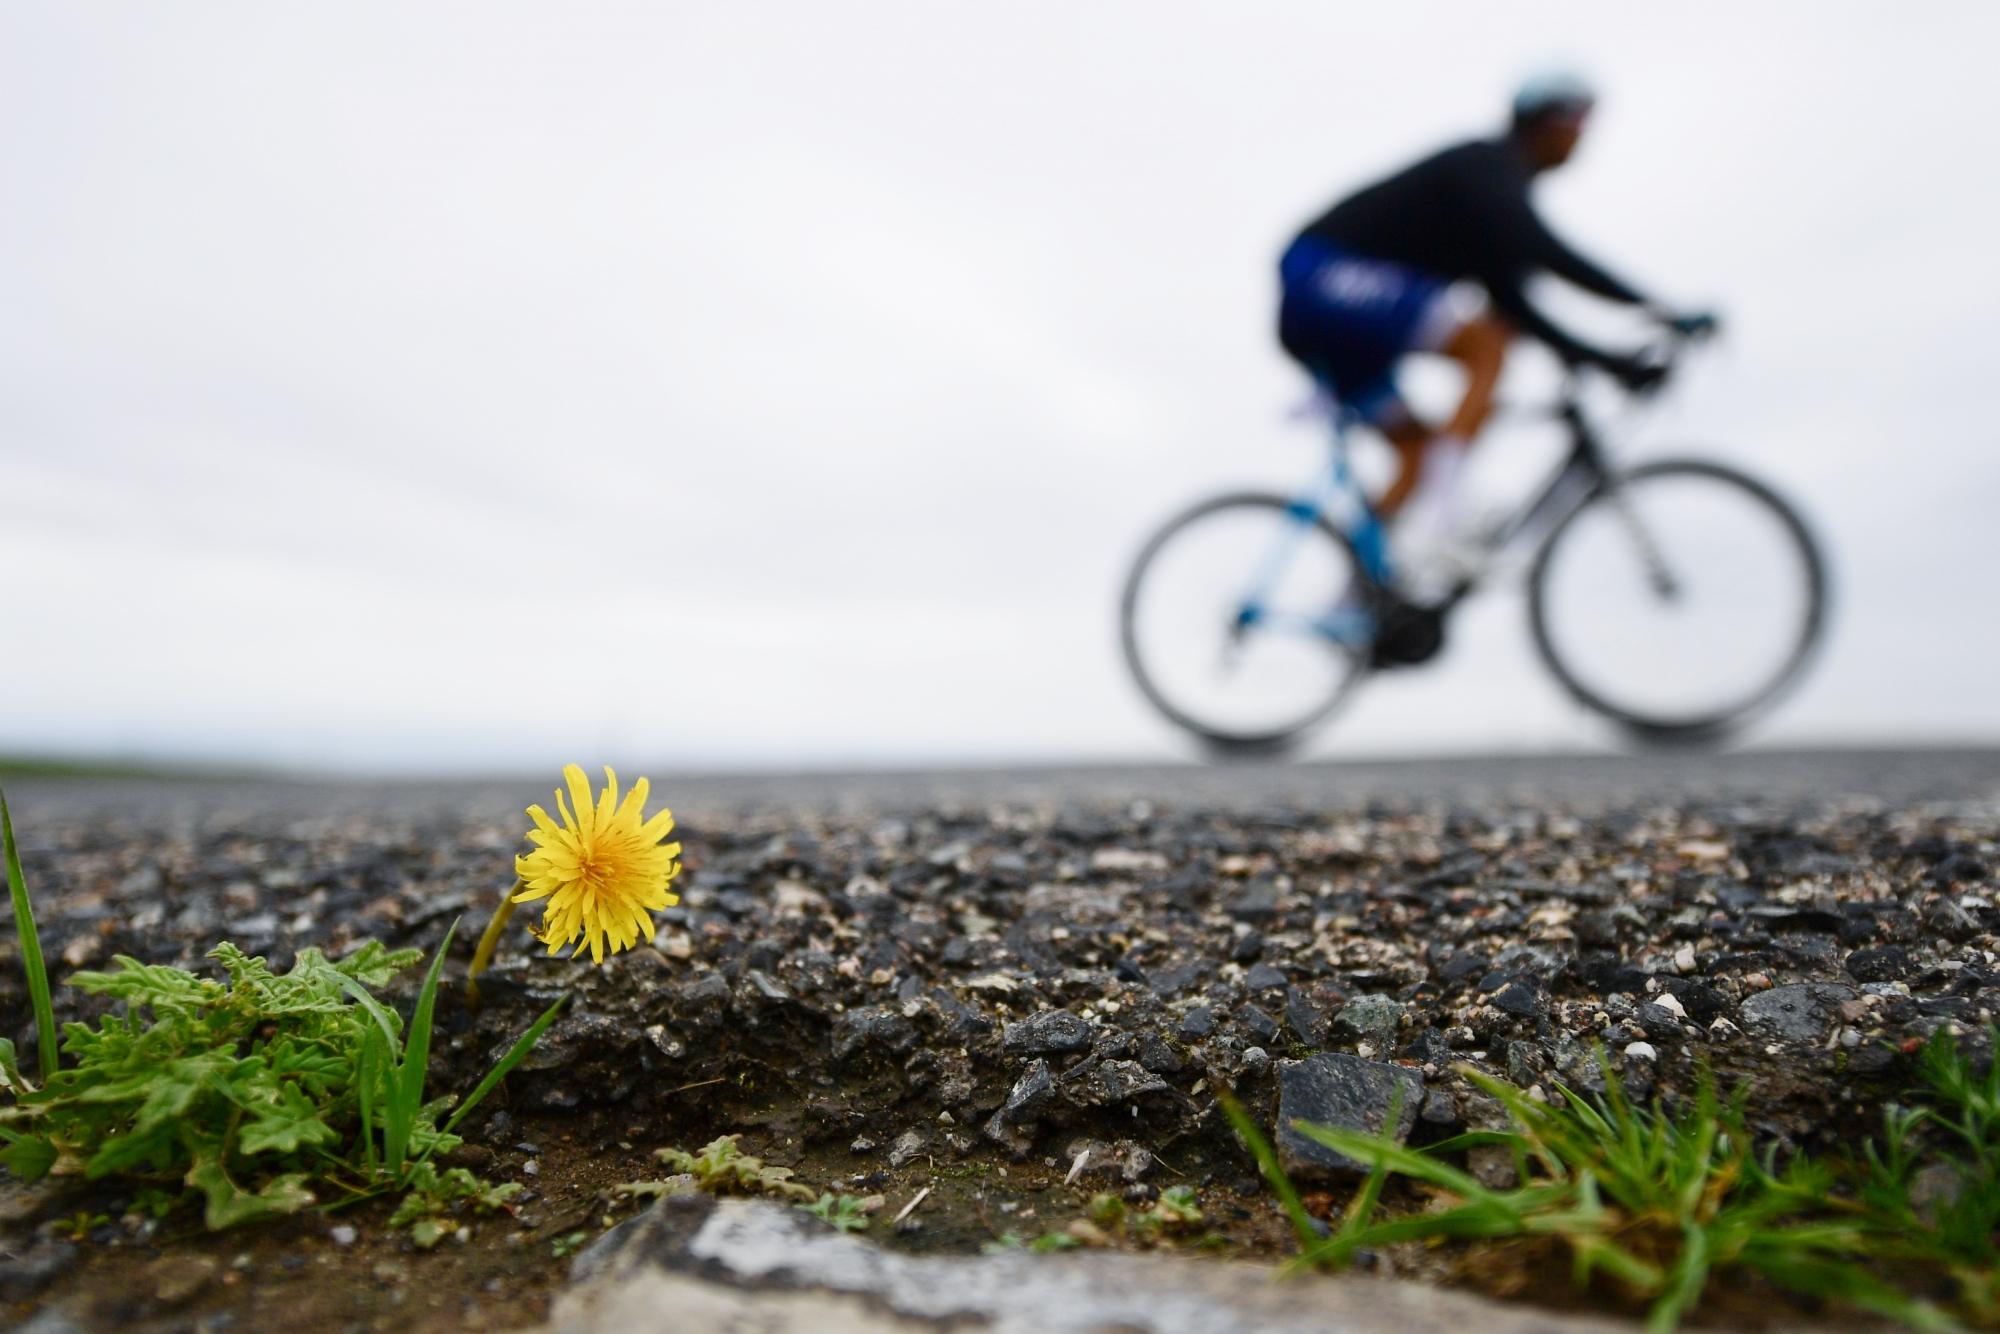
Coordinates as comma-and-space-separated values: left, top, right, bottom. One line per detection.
1398, 436, 1469, 547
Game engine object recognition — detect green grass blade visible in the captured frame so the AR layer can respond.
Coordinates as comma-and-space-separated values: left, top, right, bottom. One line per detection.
1337, 1150, 1392, 1245
397, 919, 457, 1129
1647, 1221, 1712, 1333
0, 788, 57, 1081
357, 1024, 381, 1175
1290, 1121, 1501, 1203
442, 991, 567, 1136
1294, 1198, 1541, 1268
1566, 1231, 1666, 1293
333, 967, 411, 1171
1419, 1130, 1522, 1154
334, 974, 404, 1063
1217, 1091, 1321, 1251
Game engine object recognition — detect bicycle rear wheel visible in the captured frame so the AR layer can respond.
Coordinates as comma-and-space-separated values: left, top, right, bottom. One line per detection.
1528, 459, 1827, 741
1120, 492, 1372, 752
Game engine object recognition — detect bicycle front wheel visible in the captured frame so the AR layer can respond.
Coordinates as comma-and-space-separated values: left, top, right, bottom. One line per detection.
1528, 459, 1828, 741
1120, 492, 1371, 753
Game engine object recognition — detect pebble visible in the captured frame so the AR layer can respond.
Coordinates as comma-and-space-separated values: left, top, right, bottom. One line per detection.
1333, 994, 1405, 1046
1001, 1010, 1095, 1056
1274, 1053, 1424, 1180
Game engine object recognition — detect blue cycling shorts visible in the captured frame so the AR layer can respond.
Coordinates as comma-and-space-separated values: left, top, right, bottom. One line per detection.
1277, 235, 1455, 424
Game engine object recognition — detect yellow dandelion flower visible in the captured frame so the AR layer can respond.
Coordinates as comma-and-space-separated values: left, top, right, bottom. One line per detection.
511, 764, 681, 964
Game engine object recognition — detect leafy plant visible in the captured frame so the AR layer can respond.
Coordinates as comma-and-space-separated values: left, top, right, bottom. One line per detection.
1138, 1185, 1204, 1235
1076, 1185, 1204, 1245
983, 1229, 1080, 1254
551, 1229, 590, 1259
389, 1160, 524, 1248
646, 1135, 816, 1202
58, 1210, 108, 1242
0, 905, 560, 1233
800, 1191, 881, 1233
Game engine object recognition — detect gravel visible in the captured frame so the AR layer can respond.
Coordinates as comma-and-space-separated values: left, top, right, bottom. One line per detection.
3, 752, 1998, 1200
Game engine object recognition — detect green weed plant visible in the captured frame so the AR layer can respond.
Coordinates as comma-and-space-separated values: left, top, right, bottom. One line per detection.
801, 1191, 882, 1233
646, 1134, 817, 1202
0, 786, 564, 1236
1224, 1038, 2000, 1332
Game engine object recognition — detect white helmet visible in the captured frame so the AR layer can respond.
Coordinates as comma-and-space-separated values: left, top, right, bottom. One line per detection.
1512, 70, 1596, 123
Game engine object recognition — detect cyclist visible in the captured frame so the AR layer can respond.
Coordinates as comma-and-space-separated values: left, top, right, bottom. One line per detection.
1278, 72, 1712, 557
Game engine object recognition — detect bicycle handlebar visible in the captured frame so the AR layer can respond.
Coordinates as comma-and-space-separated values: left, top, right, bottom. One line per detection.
1564, 311, 1722, 402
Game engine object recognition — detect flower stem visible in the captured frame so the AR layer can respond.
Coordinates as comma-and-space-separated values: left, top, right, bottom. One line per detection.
465, 880, 523, 1008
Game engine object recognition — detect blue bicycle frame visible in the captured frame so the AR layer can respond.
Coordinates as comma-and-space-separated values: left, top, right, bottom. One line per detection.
1234, 372, 1636, 655
1232, 399, 1393, 650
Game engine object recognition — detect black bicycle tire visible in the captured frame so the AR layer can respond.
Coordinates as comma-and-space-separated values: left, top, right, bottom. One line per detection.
1119, 492, 1371, 753
1526, 458, 1829, 742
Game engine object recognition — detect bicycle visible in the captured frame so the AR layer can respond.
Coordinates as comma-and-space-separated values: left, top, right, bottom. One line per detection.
1119, 331, 1829, 753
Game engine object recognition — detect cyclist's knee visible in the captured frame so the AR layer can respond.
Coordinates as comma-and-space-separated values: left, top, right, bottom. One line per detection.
1380, 414, 1429, 450
1449, 315, 1511, 375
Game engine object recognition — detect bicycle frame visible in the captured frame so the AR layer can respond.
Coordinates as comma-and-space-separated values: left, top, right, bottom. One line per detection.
1262, 379, 1624, 646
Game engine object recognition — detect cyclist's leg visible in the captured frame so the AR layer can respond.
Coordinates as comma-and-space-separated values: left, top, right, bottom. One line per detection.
1275, 239, 1452, 520
1390, 308, 1509, 543
1439, 313, 1510, 441
1374, 412, 1430, 518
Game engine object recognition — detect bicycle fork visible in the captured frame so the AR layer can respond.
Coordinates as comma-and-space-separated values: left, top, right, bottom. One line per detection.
1600, 479, 1682, 601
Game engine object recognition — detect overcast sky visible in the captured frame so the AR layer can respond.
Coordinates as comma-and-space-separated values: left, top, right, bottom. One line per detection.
4, 2, 1997, 774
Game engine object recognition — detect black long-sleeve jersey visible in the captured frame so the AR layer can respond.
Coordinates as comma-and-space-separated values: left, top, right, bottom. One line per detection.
1301, 136, 1646, 365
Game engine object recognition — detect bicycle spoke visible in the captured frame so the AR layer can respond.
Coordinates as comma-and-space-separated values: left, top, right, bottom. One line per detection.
1122, 494, 1371, 749
1530, 462, 1825, 736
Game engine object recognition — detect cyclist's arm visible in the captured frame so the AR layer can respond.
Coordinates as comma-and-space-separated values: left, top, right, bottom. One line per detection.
1524, 216, 1646, 305
1461, 149, 1648, 305
1483, 271, 1619, 368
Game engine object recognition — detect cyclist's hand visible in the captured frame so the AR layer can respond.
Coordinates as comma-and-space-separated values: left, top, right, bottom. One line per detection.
1602, 352, 1669, 395
1658, 308, 1720, 340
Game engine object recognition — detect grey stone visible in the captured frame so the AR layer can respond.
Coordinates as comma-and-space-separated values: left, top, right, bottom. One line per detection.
887, 1130, 928, 1169
1844, 945, 1911, 983
1283, 989, 1332, 1048
13, 1309, 86, 1334
1638, 1002, 1686, 1038
1332, 994, 1404, 1046
1134, 1031, 1183, 1074
999, 1059, 1054, 1124
1275, 1053, 1424, 1179
1739, 982, 1857, 1043
1419, 1089, 1460, 1127
679, 973, 731, 1008
1504, 1040, 1541, 1087
550, 1195, 1631, 1333
1243, 962, 1287, 991
1063, 1058, 1170, 1108
831, 1007, 919, 1060
1002, 1010, 1095, 1056
1177, 1006, 1215, 1039
1240, 1004, 1281, 1044
1490, 981, 1545, 1020
0, 1240, 76, 1301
